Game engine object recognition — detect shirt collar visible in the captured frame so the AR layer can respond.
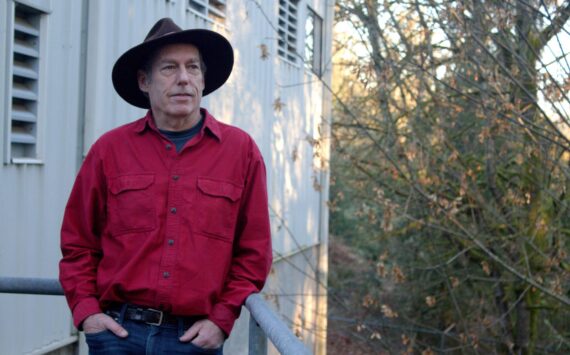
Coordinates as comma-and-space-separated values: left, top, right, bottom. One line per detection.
133, 111, 156, 134
201, 108, 222, 141
134, 109, 222, 142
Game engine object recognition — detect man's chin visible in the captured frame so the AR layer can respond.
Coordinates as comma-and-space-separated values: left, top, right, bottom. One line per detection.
166, 108, 200, 119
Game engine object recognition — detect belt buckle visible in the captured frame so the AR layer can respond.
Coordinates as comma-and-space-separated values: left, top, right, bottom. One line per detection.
145, 308, 164, 326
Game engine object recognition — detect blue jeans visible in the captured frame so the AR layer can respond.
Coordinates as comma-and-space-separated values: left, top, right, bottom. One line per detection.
85, 310, 224, 354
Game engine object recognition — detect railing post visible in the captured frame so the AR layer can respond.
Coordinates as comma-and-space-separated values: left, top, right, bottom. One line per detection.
248, 313, 267, 355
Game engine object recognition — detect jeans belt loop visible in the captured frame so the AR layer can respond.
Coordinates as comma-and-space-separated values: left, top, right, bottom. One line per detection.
118, 304, 128, 324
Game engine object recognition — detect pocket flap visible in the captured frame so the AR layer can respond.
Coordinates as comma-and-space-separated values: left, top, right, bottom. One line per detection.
110, 174, 154, 195
197, 178, 243, 202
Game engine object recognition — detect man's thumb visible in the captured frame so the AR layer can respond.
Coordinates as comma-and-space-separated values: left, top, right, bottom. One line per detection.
106, 318, 128, 338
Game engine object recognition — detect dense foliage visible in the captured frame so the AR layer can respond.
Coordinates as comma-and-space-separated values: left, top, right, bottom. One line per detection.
329, 1, 570, 354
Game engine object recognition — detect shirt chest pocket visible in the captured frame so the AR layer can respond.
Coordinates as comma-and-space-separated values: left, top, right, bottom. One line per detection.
195, 177, 243, 241
108, 174, 156, 236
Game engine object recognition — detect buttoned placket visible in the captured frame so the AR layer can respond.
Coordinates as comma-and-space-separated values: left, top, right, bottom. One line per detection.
156, 138, 183, 310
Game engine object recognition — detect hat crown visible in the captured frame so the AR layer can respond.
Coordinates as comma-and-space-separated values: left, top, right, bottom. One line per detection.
145, 18, 182, 42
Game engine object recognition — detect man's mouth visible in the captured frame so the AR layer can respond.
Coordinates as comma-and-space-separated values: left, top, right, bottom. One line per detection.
170, 92, 194, 98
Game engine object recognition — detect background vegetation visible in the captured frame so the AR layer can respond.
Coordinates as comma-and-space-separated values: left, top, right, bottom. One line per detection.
328, 1, 570, 354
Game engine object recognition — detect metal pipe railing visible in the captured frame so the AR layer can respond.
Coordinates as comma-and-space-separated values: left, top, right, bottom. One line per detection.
0, 277, 64, 295
245, 293, 311, 355
0, 277, 311, 355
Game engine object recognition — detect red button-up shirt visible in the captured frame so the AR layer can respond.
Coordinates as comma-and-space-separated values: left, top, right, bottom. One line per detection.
59, 109, 272, 335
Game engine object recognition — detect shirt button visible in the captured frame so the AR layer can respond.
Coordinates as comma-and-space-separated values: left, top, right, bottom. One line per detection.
163, 272, 170, 278
166, 144, 172, 150
172, 175, 179, 181
168, 239, 174, 246
170, 207, 177, 214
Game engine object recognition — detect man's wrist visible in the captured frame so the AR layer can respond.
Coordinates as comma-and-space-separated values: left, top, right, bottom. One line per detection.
209, 302, 240, 336
72, 298, 102, 329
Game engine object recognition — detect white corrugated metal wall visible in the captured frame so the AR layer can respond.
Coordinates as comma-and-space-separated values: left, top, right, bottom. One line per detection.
0, 0, 86, 353
0, 0, 333, 353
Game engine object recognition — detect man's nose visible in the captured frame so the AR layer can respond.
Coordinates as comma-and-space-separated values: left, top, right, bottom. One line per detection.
177, 67, 190, 83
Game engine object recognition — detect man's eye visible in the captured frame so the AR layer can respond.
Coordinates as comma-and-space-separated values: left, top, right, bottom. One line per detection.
162, 65, 176, 72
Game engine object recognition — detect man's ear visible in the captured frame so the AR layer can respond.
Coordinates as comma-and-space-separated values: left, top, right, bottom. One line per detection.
137, 70, 149, 93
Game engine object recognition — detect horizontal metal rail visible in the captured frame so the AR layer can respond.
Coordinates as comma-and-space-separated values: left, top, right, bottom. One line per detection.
0, 277, 64, 295
0, 277, 311, 355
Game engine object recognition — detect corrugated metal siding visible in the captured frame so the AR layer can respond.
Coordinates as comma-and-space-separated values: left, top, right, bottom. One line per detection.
0, 0, 85, 353
224, 0, 327, 258
0, 0, 333, 353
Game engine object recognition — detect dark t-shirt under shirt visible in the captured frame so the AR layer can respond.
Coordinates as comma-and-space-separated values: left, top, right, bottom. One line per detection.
159, 117, 204, 152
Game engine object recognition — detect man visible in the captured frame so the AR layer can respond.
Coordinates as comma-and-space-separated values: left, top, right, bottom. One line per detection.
59, 18, 272, 354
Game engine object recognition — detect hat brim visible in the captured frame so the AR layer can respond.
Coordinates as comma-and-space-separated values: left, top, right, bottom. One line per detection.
112, 29, 233, 109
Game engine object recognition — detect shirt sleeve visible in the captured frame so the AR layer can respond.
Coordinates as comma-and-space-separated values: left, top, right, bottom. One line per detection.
59, 144, 106, 328
208, 140, 273, 335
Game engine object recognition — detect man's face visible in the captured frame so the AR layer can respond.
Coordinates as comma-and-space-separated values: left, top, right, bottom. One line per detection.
138, 43, 205, 125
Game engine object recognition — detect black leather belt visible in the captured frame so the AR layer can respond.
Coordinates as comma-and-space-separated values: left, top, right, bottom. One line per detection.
105, 304, 202, 327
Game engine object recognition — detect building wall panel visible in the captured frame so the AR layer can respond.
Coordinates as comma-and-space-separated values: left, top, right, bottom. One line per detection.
0, 0, 85, 353
0, 0, 333, 353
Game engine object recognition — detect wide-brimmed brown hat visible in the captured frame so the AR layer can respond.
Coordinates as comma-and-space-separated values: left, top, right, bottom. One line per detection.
112, 18, 233, 108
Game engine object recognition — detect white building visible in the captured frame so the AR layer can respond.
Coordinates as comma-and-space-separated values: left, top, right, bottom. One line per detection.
0, 0, 333, 354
